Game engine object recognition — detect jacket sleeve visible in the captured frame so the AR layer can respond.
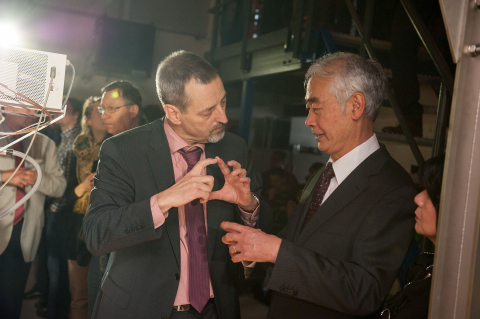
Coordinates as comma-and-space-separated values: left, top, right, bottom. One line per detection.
36, 138, 66, 198
266, 186, 417, 316
240, 139, 272, 233
83, 140, 160, 256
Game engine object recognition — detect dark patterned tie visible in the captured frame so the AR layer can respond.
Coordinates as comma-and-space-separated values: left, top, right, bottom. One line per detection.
303, 162, 335, 227
177, 147, 210, 312
13, 136, 25, 225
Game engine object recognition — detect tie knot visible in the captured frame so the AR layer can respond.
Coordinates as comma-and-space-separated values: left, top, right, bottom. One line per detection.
324, 162, 335, 179
177, 147, 203, 168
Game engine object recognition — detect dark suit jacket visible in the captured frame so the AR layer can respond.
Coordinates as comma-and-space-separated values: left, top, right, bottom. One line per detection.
83, 118, 270, 319
266, 146, 417, 319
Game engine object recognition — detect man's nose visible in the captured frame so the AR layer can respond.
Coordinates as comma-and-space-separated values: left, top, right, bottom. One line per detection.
305, 110, 315, 127
216, 106, 228, 124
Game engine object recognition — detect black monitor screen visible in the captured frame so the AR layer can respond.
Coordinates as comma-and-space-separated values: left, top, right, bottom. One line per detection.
94, 17, 156, 77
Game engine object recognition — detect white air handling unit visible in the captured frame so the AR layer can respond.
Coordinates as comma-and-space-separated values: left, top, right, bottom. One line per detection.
0, 45, 67, 111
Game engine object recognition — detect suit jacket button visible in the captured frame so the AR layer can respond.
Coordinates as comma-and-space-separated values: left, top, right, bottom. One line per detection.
175, 273, 180, 280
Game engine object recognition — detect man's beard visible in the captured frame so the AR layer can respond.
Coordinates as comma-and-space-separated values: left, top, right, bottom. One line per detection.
207, 123, 226, 143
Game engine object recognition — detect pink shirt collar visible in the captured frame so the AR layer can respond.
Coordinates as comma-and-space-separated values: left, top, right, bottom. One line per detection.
164, 118, 206, 154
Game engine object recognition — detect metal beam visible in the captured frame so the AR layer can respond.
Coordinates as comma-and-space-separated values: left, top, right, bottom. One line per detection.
432, 83, 449, 157
360, 0, 375, 58
399, 0, 455, 94
238, 78, 255, 142
430, 1, 480, 318
344, 0, 425, 166
240, 0, 252, 73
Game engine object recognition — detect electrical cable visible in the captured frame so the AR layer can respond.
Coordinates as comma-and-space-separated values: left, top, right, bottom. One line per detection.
0, 112, 44, 195
0, 61, 75, 220
0, 150, 43, 220
0, 61, 75, 152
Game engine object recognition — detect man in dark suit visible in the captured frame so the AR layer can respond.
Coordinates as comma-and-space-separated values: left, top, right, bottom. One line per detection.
221, 52, 417, 318
83, 51, 270, 319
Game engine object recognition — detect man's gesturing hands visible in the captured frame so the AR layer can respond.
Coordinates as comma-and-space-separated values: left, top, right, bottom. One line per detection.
221, 221, 282, 264
209, 157, 257, 211
156, 156, 257, 212
156, 158, 217, 212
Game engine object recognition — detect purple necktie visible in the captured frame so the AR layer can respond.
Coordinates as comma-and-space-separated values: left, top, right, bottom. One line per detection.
177, 147, 210, 312
303, 162, 335, 227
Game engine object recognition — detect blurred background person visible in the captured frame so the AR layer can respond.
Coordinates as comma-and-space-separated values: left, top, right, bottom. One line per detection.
262, 150, 298, 199
87, 80, 142, 318
42, 97, 82, 318
0, 107, 66, 319
66, 96, 110, 319
267, 167, 298, 235
380, 154, 445, 319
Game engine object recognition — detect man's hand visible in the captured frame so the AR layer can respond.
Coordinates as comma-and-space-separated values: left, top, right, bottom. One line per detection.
209, 157, 257, 210
1, 168, 37, 188
221, 221, 282, 263
156, 158, 218, 212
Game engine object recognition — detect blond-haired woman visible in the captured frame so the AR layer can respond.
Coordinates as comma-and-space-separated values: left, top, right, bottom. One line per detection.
67, 96, 109, 319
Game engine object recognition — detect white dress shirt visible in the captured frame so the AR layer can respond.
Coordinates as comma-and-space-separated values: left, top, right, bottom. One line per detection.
321, 134, 380, 205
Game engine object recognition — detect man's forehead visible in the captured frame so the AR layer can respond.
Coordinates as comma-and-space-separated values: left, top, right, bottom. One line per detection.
102, 89, 124, 102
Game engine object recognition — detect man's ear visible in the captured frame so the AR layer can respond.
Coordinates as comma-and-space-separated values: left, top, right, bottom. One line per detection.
129, 104, 139, 118
163, 104, 182, 125
348, 92, 366, 120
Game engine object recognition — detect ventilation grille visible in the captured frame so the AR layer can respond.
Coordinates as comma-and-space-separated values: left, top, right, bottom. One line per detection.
0, 47, 48, 106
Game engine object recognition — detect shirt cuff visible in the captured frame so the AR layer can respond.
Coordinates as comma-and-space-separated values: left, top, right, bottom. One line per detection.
151, 195, 168, 229
238, 204, 259, 227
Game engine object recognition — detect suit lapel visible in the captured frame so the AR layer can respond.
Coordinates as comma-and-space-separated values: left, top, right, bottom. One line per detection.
296, 147, 388, 246
290, 166, 326, 240
205, 144, 225, 264
146, 119, 181, 268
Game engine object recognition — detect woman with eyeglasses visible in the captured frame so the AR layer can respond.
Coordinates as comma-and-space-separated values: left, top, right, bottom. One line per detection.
380, 154, 445, 319
66, 96, 110, 319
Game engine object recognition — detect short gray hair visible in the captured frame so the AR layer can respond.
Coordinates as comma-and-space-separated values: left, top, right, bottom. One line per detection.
305, 52, 387, 121
156, 50, 219, 113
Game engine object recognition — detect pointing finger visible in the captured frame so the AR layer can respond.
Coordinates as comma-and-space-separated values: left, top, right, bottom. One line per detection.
220, 221, 248, 234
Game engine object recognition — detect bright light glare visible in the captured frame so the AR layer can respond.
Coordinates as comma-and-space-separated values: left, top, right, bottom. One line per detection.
0, 23, 21, 46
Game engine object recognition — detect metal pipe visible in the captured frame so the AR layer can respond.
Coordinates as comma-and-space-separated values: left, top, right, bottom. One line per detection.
432, 82, 449, 157
360, 0, 375, 58
302, 0, 315, 54
292, 0, 306, 59
344, 0, 425, 166
399, 0, 454, 94
238, 79, 255, 142
240, 0, 252, 72
209, 0, 222, 59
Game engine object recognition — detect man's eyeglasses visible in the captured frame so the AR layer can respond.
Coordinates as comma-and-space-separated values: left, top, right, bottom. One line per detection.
97, 104, 133, 115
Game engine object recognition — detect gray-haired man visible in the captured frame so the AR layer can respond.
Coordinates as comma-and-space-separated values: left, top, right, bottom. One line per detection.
221, 52, 417, 319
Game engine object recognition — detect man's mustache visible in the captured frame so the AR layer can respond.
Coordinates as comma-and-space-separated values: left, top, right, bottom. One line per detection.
210, 123, 225, 133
